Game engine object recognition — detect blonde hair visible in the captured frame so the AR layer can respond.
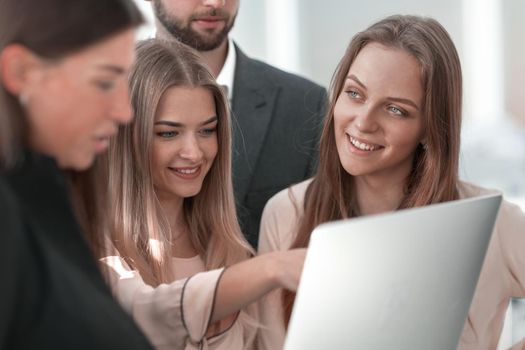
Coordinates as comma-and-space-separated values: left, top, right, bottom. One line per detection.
283, 14, 462, 324
108, 39, 252, 285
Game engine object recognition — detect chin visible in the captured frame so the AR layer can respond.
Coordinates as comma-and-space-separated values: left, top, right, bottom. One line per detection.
340, 162, 367, 177
58, 153, 95, 171
180, 187, 204, 199
184, 191, 202, 199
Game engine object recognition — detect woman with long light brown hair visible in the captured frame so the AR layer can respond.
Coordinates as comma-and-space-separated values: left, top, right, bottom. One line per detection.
258, 15, 525, 350
101, 39, 305, 349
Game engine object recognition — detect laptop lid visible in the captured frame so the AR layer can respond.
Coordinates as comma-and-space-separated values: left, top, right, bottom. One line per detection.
284, 194, 502, 350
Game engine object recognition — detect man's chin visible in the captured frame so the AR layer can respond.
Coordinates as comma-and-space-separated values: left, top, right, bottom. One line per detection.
184, 35, 227, 51
175, 22, 231, 51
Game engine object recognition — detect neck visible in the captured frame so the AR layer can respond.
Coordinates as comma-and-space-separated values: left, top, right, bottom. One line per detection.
158, 195, 184, 228
198, 39, 229, 77
157, 195, 197, 258
354, 175, 406, 216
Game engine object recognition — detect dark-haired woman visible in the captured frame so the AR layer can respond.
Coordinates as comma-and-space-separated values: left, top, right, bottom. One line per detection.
0, 0, 154, 348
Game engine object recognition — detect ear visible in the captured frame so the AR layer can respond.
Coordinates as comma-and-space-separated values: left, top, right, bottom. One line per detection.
0, 44, 44, 95
419, 135, 428, 150
419, 127, 428, 145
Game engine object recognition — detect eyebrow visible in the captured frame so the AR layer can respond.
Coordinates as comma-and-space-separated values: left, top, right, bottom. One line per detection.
388, 97, 420, 111
346, 74, 420, 111
154, 116, 218, 127
95, 64, 126, 75
346, 74, 367, 90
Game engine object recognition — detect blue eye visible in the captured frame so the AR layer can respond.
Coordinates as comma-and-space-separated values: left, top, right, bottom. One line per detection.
347, 90, 360, 98
156, 131, 178, 138
388, 106, 407, 116
200, 127, 217, 136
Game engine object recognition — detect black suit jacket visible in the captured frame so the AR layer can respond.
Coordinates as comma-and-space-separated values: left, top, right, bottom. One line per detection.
0, 153, 153, 349
230, 45, 327, 248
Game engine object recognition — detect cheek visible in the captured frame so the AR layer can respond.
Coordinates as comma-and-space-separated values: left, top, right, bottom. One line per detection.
333, 97, 353, 130
26, 95, 81, 147
227, 5, 238, 18
150, 142, 169, 171
333, 107, 348, 144
39, 86, 104, 136
333, 96, 344, 121
388, 122, 424, 148
206, 137, 219, 163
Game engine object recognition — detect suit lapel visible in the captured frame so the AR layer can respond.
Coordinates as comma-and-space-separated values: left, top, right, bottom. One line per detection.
231, 45, 279, 204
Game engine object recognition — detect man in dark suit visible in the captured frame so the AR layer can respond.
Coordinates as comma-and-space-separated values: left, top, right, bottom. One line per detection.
149, 0, 326, 248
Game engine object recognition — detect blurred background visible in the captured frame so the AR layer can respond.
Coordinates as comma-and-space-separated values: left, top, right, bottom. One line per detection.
134, 0, 525, 210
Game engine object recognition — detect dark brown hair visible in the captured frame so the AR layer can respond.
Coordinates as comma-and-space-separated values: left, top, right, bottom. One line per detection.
0, 0, 144, 169
0, 0, 144, 260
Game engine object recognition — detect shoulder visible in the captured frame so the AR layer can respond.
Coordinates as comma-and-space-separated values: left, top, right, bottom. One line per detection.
0, 177, 22, 232
258, 179, 312, 252
0, 176, 26, 309
265, 179, 312, 213
457, 181, 501, 198
458, 180, 525, 251
458, 181, 523, 223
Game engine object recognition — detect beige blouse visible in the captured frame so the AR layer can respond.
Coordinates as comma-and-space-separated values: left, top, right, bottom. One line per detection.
257, 179, 525, 350
102, 254, 256, 350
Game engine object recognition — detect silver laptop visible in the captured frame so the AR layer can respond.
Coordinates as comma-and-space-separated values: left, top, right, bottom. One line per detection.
284, 194, 502, 350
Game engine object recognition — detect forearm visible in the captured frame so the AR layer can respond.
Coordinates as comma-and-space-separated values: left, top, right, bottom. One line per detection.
211, 251, 299, 322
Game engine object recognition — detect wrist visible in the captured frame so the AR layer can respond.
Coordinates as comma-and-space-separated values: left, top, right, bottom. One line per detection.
261, 252, 284, 290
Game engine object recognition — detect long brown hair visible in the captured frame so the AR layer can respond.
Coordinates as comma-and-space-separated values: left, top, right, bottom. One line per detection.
107, 39, 253, 285
283, 15, 463, 325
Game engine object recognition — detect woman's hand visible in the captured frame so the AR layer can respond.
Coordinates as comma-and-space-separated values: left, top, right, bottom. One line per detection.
211, 248, 307, 322
263, 249, 306, 292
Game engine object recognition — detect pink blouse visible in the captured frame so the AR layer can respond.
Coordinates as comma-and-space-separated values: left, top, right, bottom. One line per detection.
102, 254, 257, 349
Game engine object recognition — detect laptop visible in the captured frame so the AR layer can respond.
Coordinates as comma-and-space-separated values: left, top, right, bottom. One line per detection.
284, 194, 502, 350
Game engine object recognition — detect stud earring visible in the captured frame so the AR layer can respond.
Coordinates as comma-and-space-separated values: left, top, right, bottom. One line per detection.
18, 92, 28, 107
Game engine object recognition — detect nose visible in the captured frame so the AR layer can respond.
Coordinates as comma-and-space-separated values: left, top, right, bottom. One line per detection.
202, 0, 226, 8
354, 105, 379, 133
110, 83, 133, 124
179, 135, 203, 162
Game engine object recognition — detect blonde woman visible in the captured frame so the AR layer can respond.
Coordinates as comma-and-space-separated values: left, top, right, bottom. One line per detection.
101, 39, 304, 350
258, 15, 525, 350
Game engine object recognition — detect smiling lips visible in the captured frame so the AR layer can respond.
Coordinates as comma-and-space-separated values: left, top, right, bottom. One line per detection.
168, 166, 202, 180
348, 135, 383, 152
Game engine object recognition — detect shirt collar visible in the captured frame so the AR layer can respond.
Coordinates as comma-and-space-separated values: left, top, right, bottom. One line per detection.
216, 38, 236, 100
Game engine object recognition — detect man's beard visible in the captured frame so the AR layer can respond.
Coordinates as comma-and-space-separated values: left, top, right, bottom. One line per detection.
152, 0, 236, 51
